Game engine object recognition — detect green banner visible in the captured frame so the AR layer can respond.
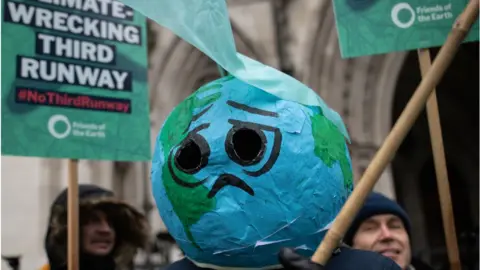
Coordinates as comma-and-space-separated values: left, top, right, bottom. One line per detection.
333, 0, 479, 58
1, 0, 151, 161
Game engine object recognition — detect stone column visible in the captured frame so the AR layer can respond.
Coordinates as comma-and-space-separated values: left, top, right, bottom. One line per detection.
349, 142, 396, 199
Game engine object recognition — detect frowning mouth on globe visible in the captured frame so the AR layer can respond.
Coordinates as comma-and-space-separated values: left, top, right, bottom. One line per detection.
207, 173, 254, 198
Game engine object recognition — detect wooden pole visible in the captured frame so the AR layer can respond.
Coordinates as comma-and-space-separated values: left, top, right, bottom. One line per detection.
68, 159, 79, 270
417, 48, 461, 270
311, 0, 479, 265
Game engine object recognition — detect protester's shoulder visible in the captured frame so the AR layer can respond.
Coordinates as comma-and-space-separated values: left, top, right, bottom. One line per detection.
325, 247, 401, 270
164, 258, 206, 270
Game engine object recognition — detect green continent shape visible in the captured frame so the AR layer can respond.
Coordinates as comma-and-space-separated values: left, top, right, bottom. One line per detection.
159, 78, 230, 248
310, 110, 353, 191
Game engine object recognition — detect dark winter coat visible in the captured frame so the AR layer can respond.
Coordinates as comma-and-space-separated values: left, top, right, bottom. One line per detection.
165, 247, 401, 270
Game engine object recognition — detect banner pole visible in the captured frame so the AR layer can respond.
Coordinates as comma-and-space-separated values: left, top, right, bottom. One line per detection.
417, 48, 461, 270
311, 0, 479, 265
68, 159, 79, 270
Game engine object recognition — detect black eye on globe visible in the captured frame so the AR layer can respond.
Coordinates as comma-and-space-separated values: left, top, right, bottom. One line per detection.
225, 126, 266, 166
174, 134, 210, 174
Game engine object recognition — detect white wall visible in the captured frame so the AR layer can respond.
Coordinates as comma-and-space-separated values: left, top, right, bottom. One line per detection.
2, 156, 48, 270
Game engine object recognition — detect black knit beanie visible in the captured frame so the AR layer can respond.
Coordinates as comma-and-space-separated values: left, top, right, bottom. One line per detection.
343, 192, 411, 246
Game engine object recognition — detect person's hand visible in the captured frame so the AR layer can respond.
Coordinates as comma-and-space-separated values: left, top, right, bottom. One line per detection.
278, 248, 324, 270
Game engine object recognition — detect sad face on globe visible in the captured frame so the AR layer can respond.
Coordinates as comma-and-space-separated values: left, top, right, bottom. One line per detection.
151, 75, 353, 268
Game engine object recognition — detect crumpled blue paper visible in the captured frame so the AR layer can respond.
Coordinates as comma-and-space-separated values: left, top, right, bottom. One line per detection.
151, 76, 353, 268
118, 0, 350, 142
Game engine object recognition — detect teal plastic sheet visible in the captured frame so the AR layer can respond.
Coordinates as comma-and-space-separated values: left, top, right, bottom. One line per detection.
119, 0, 350, 141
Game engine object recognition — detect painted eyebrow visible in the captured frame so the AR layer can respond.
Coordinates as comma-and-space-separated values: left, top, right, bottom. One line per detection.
183, 105, 213, 134
191, 104, 213, 122
227, 100, 279, 118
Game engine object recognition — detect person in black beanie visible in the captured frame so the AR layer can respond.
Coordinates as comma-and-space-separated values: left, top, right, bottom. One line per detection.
343, 192, 433, 270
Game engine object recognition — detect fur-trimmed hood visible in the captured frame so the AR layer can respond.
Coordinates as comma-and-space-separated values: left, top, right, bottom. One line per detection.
44, 184, 150, 270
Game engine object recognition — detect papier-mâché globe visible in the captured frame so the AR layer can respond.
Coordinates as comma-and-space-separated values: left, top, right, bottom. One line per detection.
151, 75, 353, 268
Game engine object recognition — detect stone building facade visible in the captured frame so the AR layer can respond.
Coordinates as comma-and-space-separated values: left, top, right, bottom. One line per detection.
2, 1, 478, 269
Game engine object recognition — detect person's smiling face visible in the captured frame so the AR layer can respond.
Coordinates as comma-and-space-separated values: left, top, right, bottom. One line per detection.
82, 210, 116, 256
352, 214, 411, 269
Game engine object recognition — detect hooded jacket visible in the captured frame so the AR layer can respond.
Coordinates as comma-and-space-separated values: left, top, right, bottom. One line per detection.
42, 184, 150, 270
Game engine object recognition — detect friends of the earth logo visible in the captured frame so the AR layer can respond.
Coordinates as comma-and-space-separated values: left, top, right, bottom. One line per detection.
47, 114, 106, 139
391, 2, 454, 29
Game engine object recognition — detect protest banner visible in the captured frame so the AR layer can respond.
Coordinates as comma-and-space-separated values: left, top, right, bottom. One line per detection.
2, 0, 151, 161
2, 1, 150, 269
316, 1, 479, 269
333, 0, 479, 58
